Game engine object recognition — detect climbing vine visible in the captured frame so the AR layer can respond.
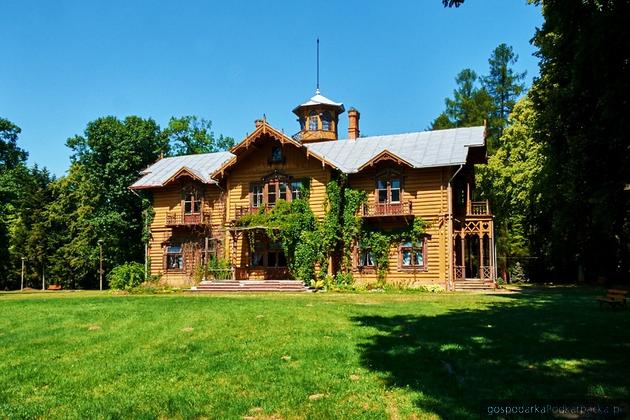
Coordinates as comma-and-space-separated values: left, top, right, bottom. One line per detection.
236, 177, 427, 287
360, 218, 428, 284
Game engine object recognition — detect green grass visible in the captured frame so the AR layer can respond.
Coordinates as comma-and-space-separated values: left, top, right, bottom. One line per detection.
1, 287, 629, 419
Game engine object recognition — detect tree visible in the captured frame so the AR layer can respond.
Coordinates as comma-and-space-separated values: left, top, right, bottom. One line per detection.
529, 0, 630, 282
165, 116, 234, 156
476, 96, 542, 281
430, 69, 493, 130
481, 44, 527, 148
63, 116, 167, 288
0, 118, 28, 171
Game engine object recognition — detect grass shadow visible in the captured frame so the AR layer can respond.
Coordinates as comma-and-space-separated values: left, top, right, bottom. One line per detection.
352, 288, 630, 418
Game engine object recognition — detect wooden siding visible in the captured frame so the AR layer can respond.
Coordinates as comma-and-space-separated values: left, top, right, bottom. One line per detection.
224, 136, 331, 272
349, 165, 449, 286
148, 180, 225, 285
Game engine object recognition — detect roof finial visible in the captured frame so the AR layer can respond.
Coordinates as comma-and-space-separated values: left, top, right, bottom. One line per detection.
316, 38, 320, 95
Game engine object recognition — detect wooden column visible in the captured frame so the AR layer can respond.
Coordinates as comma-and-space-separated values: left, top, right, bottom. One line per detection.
479, 234, 484, 279
460, 235, 465, 267
466, 182, 471, 215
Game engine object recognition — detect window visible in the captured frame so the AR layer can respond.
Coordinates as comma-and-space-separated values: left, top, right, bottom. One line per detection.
321, 112, 332, 131
250, 238, 265, 267
291, 180, 304, 200
252, 184, 264, 208
309, 111, 318, 131
183, 187, 201, 214
267, 183, 276, 206
376, 171, 402, 204
249, 235, 287, 267
400, 240, 426, 270
165, 245, 183, 271
250, 176, 308, 208
358, 245, 375, 268
271, 146, 283, 163
268, 240, 287, 267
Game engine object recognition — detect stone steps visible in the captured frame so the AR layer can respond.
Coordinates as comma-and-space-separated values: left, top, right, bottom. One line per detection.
188, 280, 311, 293
454, 280, 497, 291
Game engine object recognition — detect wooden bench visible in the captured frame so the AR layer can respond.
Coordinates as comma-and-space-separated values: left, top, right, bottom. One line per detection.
47, 284, 62, 291
596, 289, 628, 308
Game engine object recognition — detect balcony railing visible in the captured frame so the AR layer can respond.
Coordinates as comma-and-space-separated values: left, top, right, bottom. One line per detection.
234, 205, 271, 219
165, 211, 212, 227
467, 200, 491, 216
361, 201, 413, 218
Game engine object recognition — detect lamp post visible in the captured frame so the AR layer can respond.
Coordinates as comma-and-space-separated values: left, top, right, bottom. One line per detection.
21, 257, 25, 291
98, 239, 104, 291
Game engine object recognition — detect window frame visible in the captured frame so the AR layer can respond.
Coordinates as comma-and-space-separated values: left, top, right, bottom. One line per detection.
250, 175, 308, 208
375, 170, 403, 205
398, 238, 427, 271
248, 234, 287, 268
182, 186, 202, 215
164, 244, 184, 273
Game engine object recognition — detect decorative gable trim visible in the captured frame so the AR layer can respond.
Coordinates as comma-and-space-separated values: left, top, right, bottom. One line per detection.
162, 166, 206, 186
357, 149, 414, 172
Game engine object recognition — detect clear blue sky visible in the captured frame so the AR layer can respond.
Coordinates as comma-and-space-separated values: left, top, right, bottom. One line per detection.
1, 1, 542, 177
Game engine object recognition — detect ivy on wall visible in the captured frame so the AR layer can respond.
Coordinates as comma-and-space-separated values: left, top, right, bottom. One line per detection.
236, 177, 427, 286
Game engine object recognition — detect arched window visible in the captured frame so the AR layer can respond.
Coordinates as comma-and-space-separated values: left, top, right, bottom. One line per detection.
321, 112, 332, 131
308, 111, 318, 131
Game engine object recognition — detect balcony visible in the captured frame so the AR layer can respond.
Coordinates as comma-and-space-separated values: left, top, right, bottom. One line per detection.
165, 211, 212, 227
234, 205, 271, 220
361, 201, 413, 219
467, 200, 491, 217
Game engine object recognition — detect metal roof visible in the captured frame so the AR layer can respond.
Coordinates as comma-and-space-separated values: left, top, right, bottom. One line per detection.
292, 91, 345, 113
305, 126, 485, 173
130, 126, 485, 189
130, 152, 234, 189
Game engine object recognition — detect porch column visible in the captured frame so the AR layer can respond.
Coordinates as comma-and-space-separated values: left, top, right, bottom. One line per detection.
479, 234, 484, 279
460, 235, 465, 267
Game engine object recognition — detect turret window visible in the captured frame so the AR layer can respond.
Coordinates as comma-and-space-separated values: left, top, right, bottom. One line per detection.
321, 112, 332, 131
308, 111, 318, 130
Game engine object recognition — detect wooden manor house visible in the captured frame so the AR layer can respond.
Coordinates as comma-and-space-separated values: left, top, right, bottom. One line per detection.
130, 90, 496, 291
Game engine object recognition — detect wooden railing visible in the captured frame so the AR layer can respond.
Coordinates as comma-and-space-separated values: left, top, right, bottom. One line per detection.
454, 265, 493, 281
234, 205, 270, 219
467, 200, 491, 216
165, 211, 211, 227
362, 201, 413, 218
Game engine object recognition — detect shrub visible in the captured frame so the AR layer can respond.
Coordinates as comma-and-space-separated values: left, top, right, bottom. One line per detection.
108, 262, 145, 290
510, 262, 528, 283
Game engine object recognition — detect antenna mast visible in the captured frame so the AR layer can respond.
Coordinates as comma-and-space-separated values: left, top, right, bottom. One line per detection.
316, 38, 320, 94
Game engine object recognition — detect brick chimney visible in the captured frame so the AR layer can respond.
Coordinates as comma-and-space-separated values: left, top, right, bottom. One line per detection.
348, 108, 360, 140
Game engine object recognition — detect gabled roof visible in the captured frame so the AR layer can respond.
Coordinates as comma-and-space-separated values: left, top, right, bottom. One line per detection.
212, 120, 307, 178
305, 126, 485, 173
292, 91, 345, 114
130, 152, 233, 189
130, 125, 486, 189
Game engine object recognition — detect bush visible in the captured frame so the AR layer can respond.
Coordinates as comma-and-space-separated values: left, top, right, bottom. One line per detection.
108, 262, 145, 290
510, 262, 528, 283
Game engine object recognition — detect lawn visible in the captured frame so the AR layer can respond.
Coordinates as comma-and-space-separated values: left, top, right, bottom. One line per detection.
1, 287, 629, 419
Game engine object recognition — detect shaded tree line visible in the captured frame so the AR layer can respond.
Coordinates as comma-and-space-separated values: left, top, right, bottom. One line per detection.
435, 0, 630, 283
0, 116, 233, 290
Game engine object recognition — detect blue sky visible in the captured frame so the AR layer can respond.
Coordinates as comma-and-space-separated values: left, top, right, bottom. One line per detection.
1, 1, 542, 177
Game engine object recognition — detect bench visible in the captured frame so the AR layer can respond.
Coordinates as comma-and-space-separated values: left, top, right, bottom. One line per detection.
47, 284, 62, 291
596, 289, 628, 308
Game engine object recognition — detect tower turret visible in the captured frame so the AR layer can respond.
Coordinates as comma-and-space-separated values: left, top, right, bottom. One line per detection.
292, 90, 345, 143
